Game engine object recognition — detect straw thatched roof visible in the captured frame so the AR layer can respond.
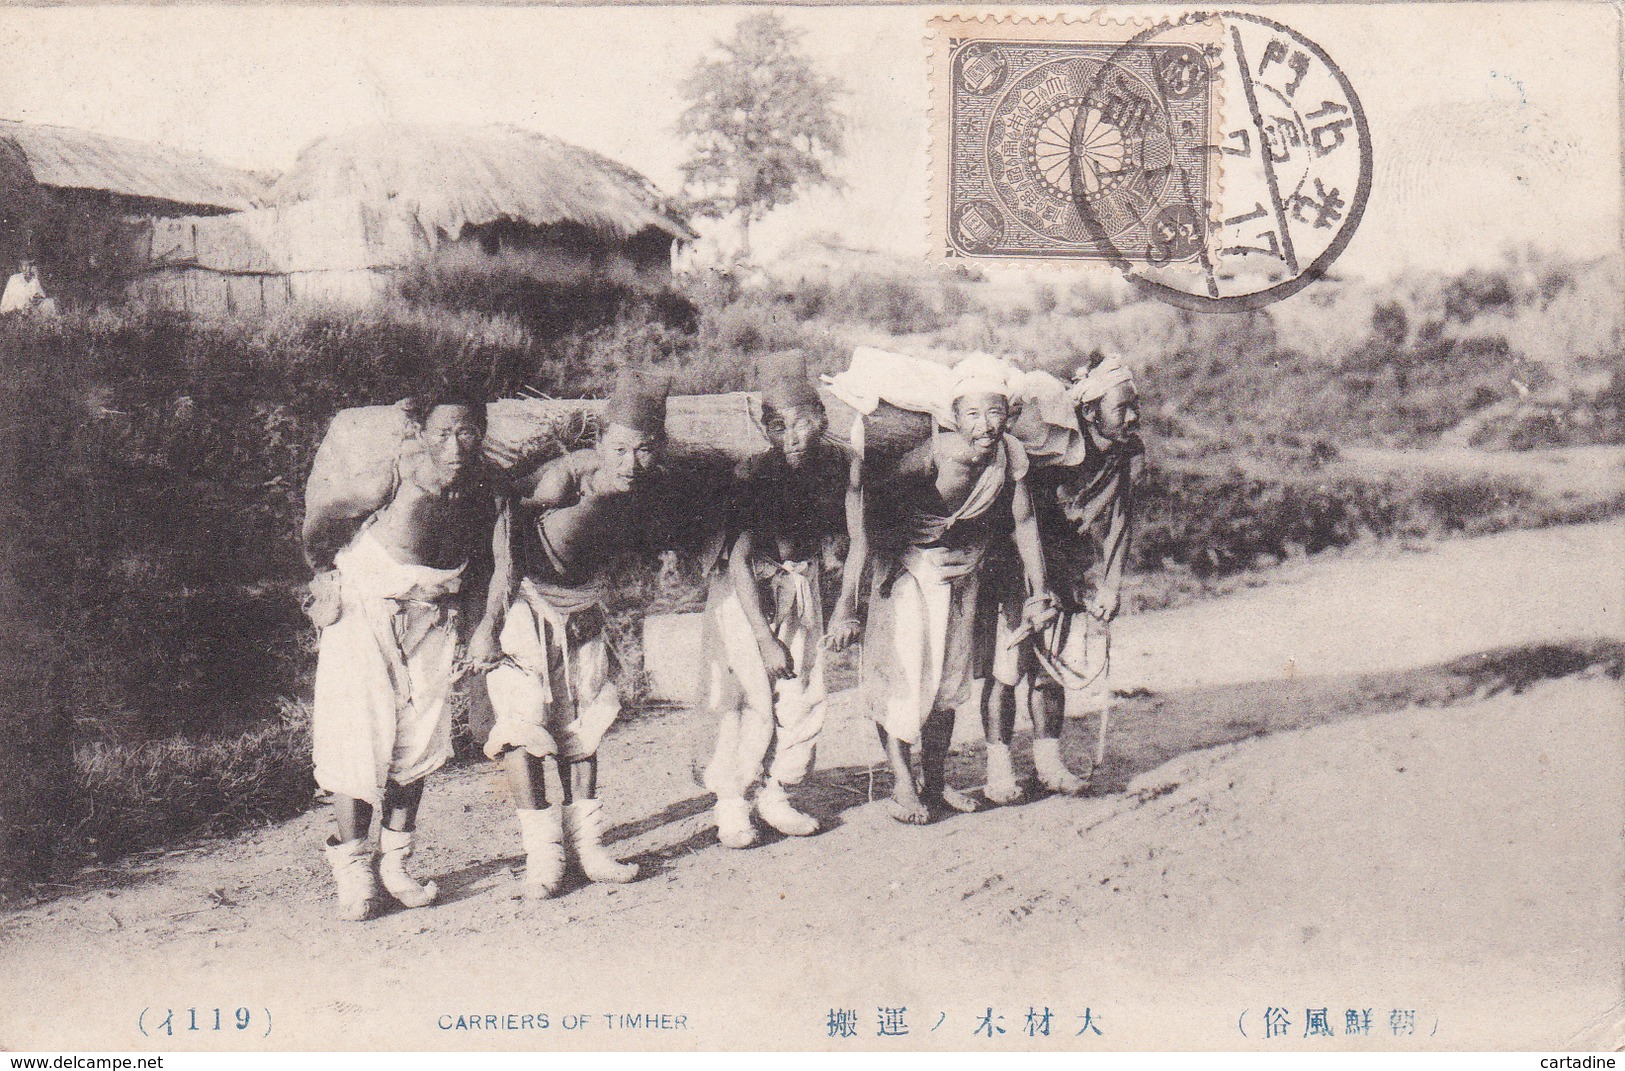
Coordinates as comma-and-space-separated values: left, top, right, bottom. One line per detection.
0, 120, 265, 213
272, 124, 695, 246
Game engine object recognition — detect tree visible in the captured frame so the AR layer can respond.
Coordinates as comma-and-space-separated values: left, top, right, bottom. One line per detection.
676, 12, 846, 263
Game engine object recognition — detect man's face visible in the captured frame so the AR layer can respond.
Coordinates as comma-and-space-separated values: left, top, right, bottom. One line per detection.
596, 423, 661, 492
952, 393, 1010, 460
763, 404, 826, 469
1088, 384, 1141, 445
413, 404, 484, 491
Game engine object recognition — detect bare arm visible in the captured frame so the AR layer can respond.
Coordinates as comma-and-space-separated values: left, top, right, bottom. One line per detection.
301, 489, 384, 629
521, 455, 583, 510
1011, 478, 1057, 630
825, 456, 868, 651
302, 491, 378, 574
728, 529, 795, 680
1093, 458, 1135, 621
465, 495, 516, 666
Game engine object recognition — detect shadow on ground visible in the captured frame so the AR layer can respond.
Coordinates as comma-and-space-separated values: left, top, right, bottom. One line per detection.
609, 638, 1624, 861
14, 640, 1619, 908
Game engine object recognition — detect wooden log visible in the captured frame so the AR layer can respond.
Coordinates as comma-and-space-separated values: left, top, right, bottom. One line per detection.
488, 392, 772, 475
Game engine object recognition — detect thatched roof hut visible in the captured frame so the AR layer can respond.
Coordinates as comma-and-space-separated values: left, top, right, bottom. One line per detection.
128, 196, 431, 314
133, 124, 696, 315
0, 119, 267, 304
272, 123, 694, 248
0, 119, 264, 216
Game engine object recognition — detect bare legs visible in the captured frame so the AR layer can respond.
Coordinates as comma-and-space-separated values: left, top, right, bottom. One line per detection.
979, 680, 1088, 801
878, 724, 926, 824
333, 794, 372, 844
879, 710, 977, 825
327, 779, 431, 919
1028, 682, 1065, 740
1029, 684, 1086, 794
331, 778, 425, 842
504, 752, 609, 808
502, 752, 631, 891
980, 680, 1022, 804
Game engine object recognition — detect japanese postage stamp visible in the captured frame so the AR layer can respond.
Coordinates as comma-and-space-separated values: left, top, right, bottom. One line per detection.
931, 14, 1221, 267
930, 11, 1372, 311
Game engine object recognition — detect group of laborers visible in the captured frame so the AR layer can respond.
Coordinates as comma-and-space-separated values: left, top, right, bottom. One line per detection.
302, 347, 1140, 920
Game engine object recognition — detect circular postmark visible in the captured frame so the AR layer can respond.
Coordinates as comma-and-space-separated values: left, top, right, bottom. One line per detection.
1068, 12, 1372, 311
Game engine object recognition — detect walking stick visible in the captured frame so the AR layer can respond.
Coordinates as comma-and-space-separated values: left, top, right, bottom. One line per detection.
1089, 619, 1112, 780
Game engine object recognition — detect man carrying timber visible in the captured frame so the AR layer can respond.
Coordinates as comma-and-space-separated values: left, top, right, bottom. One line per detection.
979, 351, 1141, 801
828, 359, 1056, 824
700, 351, 847, 848
483, 370, 667, 898
304, 394, 511, 922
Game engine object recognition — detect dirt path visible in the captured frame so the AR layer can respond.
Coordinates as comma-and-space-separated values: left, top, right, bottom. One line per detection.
2, 521, 1621, 1051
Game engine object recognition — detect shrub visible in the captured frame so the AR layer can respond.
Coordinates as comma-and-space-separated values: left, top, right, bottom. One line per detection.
1133, 463, 1548, 578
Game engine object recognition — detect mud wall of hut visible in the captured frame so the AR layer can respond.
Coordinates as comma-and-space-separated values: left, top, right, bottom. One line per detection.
129, 268, 393, 317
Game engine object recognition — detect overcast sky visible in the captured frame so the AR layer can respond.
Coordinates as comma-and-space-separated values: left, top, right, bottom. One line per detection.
0, 2, 1618, 280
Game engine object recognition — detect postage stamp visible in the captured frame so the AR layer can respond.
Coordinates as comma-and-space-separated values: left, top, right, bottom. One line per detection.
932, 14, 1222, 267
930, 11, 1373, 311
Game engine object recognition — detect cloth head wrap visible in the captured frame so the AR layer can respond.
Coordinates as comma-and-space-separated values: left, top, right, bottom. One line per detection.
950, 352, 1016, 404
1067, 352, 1137, 407
605, 368, 669, 436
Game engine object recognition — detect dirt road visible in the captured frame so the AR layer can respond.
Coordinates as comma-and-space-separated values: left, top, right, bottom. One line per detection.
2, 521, 1620, 1051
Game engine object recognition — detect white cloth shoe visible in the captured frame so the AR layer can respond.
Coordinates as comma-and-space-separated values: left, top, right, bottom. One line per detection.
564, 799, 636, 884
324, 835, 377, 921
517, 807, 566, 900
755, 781, 817, 836
378, 827, 439, 908
984, 742, 1022, 805
1033, 737, 1086, 795
714, 796, 757, 849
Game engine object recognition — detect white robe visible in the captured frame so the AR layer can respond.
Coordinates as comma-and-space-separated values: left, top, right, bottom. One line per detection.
312, 528, 466, 804
484, 578, 620, 762
701, 561, 827, 797
863, 435, 1027, 744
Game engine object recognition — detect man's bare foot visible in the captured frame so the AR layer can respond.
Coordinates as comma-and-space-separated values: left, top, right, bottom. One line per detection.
936, 785, 979, 814
885, 792, 931, 825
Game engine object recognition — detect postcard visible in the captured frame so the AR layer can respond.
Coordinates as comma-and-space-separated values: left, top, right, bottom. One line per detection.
0, 0, 1619, 1054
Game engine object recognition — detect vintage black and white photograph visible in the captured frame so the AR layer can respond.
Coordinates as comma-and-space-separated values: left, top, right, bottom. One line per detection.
0, 0, 1619, 1054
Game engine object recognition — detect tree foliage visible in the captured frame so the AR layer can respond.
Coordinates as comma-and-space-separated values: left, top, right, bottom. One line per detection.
676, 12, 846, 255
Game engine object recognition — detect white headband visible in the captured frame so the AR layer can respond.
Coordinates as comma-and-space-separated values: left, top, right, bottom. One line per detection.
951, 353, 1016, 404
1068, 354, 1136, 406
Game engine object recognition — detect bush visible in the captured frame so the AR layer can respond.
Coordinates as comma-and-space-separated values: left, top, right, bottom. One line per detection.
1132, 463, 1551, 578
